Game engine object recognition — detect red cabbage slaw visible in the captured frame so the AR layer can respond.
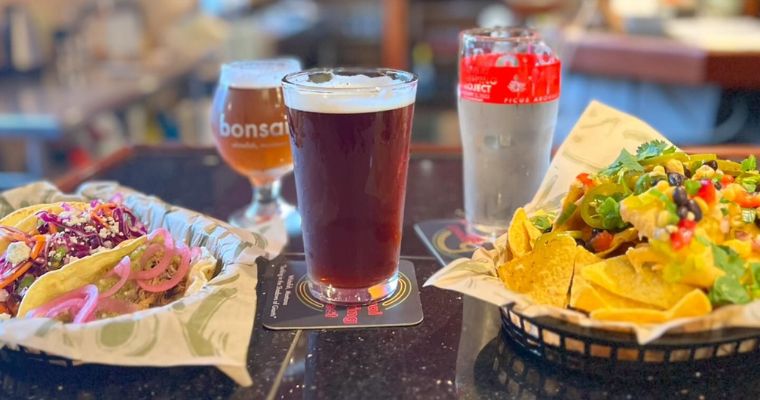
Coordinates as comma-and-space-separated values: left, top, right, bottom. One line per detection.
0, 199, 147, 315
26, 228, 200, 323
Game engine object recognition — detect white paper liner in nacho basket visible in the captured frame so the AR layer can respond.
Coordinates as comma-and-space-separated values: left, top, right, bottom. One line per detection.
425, 101, 760, 346
0, 181, 276, 386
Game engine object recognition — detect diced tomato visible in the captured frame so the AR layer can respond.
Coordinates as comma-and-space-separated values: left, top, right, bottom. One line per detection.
589, 230, 614, 253
720, 175, 735, 186
697, 179, 716, 204
670, 228, 694, 250
576, 172, 595, 189
678, 218, 697, 230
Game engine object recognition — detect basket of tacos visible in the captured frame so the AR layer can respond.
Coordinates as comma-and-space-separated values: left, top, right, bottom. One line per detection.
0, 201, 215, 321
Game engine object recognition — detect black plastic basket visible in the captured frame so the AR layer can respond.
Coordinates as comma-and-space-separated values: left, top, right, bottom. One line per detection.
0, 345, 77, 367
500, 303, 760, 376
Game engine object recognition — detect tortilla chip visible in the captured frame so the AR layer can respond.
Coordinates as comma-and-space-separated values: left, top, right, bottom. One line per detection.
524, 218, 542, 248
571, 275, 659, 312
18, 237, 147, 317
575, 246, 601, 267
581, 255, 695, 309
589, 289, 711, 323
497, 254, 530, 292
500, 234, 577, 307
590, 307, 669, 324
508, 208, 533, 257
669, 289, 712, 319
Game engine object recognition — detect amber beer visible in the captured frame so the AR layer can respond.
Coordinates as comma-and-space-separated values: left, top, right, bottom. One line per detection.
211, 68, 294, 185
282, 68, 418, 305
210, 59, 301, 228
212, 87, 292, 184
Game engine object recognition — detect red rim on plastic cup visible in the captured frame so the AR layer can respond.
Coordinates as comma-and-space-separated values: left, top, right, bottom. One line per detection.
459, 27, 561, 105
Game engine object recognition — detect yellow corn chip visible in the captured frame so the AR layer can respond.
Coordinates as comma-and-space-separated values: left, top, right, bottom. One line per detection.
668, 289, 712, 319
571, 275, 659, 313
589, 289, 711, 323
498, 234, 578, 307
575, 246, 601, 267
591, 308, 669, 324
508, 208, 532, 258
581, 256, 695, 309
524, 217, 542, 249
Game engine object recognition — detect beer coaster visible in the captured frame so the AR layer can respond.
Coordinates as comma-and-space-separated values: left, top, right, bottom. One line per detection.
262, 259, 423, 330
414, 219, 484, 267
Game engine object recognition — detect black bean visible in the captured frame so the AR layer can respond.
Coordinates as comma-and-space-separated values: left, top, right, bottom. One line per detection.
714, 181, 722, 190
677, 205, 690, 220
706, 160, 718, 170
684, 167, 692, 178
756, 218, 760, 228
673, 186, 688, 206
687, 199, 703, 221
575, 238, 586, 248
591, 228, 603, 236
668, 173, 685, 187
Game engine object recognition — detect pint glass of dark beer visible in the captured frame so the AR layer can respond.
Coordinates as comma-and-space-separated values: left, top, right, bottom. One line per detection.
282, 68, 417, 304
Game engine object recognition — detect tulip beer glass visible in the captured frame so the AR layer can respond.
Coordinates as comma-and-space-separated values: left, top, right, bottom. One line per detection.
211, 58, 301, 228
282, 68, 418, 304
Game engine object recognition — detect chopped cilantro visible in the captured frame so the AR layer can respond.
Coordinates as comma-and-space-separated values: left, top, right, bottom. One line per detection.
711, 244, 745, 279
530, 215, 553, 232
684, 180, 701, 196
635, 140, 677, 160
600, 149, 645, 177
15, 274, 35, 295
709, 275, 751, 306
597, 196, 627, 230
741, 155, 757, 172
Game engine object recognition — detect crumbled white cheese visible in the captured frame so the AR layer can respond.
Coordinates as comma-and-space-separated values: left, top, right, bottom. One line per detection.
6, 242, 31, 266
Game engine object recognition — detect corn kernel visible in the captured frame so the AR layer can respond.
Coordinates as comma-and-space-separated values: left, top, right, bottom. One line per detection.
665, 159, 685, 176
693, 165, 715, 180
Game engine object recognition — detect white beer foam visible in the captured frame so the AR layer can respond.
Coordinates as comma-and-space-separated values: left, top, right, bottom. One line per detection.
220, 59, 300, 89
282, 73, 417, 114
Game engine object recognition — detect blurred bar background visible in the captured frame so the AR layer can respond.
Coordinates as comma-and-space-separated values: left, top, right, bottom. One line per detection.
0, 0, 759, 188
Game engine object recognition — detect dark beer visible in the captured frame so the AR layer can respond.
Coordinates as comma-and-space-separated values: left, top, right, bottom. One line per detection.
282, 68, 418, 304
288, 105, 415, 289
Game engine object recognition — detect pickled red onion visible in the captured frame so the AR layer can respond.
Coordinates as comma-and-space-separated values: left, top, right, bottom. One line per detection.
26, 286, 89, 318
137, 246, 190, 292
133, 244, 173, 280
100, 257, 131, 298
73, 284, 99, 323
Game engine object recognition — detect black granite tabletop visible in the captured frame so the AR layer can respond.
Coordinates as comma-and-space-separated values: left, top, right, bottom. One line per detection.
2, 147, 760, 400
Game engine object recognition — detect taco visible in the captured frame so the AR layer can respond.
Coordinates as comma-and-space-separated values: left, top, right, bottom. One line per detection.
19, 228, 216, 323
0, 200, 147, 315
